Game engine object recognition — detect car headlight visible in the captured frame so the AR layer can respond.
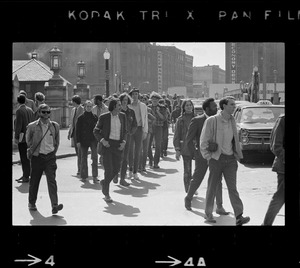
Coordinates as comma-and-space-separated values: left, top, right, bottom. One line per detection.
241, 128, 249, 137
241, 136, 249, 144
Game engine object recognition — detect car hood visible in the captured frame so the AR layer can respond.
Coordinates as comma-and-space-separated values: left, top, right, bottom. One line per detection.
238, 122, 274, 129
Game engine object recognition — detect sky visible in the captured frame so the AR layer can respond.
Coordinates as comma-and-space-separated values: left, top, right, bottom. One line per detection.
156, 42, 225, 70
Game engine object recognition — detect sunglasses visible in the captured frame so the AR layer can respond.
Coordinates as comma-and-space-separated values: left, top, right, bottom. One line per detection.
41, 111, 51, 114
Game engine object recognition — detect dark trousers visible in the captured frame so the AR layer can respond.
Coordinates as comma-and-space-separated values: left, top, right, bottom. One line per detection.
102, 140, 123, 196
148, 125, 163, 166
139, 133, 150, 170
263, 173, 285, 225
120, 134, 131, 180
182, 155, 193, 192
186, 151, 223, 208
18, 142, 31, 178
205, 154, 243, 218
73, 134, 82, 173
80, 141, 98, 179
128, 126, 143, 173
161, 125, 169, 154
29, 152, 58, 207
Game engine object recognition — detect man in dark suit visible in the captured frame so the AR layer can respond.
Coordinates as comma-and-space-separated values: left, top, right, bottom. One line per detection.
184, 98, 228, 215
93, 98, 127, 203
68, 95, 84, 176
14, 94, 34, 183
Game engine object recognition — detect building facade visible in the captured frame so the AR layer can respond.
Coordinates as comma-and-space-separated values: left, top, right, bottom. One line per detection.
225, 42, 285, 84
193, 65, 225, 98
13, 42, 194, 98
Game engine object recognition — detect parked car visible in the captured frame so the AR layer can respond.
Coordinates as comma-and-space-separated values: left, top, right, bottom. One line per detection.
233, 101, 285, 163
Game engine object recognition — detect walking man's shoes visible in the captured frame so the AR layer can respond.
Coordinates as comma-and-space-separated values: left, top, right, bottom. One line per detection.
184, 196, 192, 211
16, 177, 29, 183
120, 180, 130, 187
113, 175, 118, 184
28, 203, 37, 211
93, 177, 100, 184
216, 207, 230, 215
204, 214, 216, 223
236, 215, 250, 226
52, 204, 63, 214
104, 195, 113, 203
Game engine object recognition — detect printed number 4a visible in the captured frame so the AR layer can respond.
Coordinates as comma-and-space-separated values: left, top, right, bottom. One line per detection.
45, 255, 55, 266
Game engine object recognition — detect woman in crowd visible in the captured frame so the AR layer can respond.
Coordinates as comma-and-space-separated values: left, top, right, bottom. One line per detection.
138, 94, 156, 172
173, 99, 195, 193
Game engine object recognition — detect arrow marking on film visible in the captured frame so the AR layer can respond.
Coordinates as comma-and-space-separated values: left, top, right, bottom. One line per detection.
14, 254, 42, 266
155, 256, 181, 266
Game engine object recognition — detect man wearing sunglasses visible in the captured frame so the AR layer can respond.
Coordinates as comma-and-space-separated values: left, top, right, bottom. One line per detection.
26, 104, 63, 214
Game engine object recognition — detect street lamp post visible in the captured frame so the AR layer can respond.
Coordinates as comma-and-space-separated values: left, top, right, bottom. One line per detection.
103, 48, 110, 98
273, 69, 279, 104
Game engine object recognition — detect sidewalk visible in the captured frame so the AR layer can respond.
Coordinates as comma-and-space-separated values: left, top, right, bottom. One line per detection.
12, 128, 76, 164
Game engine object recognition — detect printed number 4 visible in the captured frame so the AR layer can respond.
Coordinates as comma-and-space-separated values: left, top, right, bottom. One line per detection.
45, 255, 55, 266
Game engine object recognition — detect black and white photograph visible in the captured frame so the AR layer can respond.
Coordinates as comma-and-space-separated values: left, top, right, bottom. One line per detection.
6, 1, 299, 267
12, 42, 285, 226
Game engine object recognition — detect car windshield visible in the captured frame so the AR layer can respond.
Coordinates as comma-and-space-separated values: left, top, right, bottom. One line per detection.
241, 107, 284, 123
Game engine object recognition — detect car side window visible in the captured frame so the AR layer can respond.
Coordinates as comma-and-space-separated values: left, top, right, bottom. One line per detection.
236, 108, 242, 122
233, 108, 240, 121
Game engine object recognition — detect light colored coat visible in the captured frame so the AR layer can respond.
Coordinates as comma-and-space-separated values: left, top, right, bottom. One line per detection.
200, 113, 243, 161
26, 119, 60, 157
68, 104, 84, 138
128, 101, 148, 133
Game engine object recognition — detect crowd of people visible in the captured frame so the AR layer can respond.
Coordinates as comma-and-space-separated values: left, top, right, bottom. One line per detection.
13, 89, 285, 226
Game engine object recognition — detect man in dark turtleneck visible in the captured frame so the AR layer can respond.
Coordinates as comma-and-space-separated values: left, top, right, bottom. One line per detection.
76, 100, 99, 184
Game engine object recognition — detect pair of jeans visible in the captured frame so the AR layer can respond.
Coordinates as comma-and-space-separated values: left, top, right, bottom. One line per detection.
148, 125, 163, 166
80, 141, 98, 179
263, 173, 285, 225
182, 155, 193, 193
120, 134, 131, 180
128, 126, 143, 174
139, 133, 150, 170
18, 142, 31, 178
102, 140, 123, 196
186, 150, 224, 207
161, 125, 169, 154
73, 134, 82, 173
29, 152, 58, 207
205, 154, 243, 217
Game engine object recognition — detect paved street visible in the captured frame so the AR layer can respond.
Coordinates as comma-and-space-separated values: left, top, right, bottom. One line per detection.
12, 129, 284, 226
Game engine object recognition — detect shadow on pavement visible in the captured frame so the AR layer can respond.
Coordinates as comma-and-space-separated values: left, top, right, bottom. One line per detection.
142, 171, 165, 178
154, 168, 178, 174
80, 179, 102, 190
15, 183, 29, 194
114, 178, 160, 197
29, 210, 67, 225
103, 201, 140, 217
191, 196, 206, 210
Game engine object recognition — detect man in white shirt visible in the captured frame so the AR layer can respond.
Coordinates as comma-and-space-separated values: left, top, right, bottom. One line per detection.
128, 88, 148, 180
26, 104, 63, 214
93, 98, 127, 203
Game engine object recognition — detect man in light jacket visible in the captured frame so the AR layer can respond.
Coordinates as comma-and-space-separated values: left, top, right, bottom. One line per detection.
200, 96, 250, 225
127, 88, 148, 180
